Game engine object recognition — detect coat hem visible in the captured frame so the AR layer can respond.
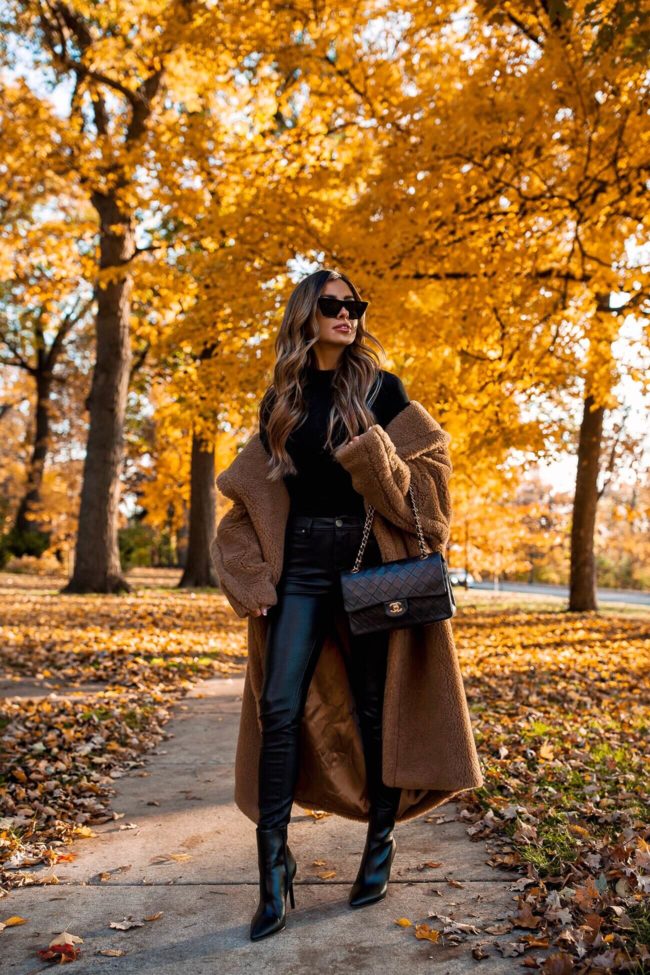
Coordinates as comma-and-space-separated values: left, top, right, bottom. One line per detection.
234, 784, 482, 827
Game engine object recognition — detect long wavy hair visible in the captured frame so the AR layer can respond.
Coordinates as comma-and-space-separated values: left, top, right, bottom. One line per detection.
260, 268, 387, 481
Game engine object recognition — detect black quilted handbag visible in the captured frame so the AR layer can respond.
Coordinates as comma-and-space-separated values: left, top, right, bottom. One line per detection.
339, 484, 456, 635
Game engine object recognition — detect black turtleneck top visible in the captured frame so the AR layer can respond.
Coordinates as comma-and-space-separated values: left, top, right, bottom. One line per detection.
259, 366, 410, 516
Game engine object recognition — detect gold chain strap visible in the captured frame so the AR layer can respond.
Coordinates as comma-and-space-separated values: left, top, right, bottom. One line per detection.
351, 483, 428, 572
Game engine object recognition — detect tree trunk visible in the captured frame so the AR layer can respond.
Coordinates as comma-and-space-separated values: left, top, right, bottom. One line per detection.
62, 195, 134, 594
568, 393, 604, 611
179, 431, 219, 588
12, 372, 52, 555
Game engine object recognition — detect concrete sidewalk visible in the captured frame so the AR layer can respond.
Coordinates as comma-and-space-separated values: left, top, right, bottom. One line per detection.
3, 677, 540, 973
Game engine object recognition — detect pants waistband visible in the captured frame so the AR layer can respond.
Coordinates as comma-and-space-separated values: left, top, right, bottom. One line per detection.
287, 513, 367, 531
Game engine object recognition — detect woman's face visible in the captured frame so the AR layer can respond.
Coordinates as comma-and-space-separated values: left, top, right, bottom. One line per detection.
314, 278, 359, 352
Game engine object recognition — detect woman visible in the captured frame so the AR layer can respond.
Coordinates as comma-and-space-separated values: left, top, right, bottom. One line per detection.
212, 268, 483, 942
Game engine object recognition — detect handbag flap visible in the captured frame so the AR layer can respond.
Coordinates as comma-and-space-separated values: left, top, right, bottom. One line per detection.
340, 552, 449, 613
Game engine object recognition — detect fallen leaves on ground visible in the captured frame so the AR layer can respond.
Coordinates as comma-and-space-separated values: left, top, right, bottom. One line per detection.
1, 582, 648, 971
0, 578, 245, 889
0, 915, 27, 929
149, 853, 192, 864
37, 930, 83, 962
109, 916, 144, 930
109, 912, 163, 930
391, 602, 649, 970
449, 604, 650, 972
309, 858, 337, 880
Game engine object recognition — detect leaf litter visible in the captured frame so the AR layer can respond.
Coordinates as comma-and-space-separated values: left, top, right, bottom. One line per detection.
1, 587, 648, 970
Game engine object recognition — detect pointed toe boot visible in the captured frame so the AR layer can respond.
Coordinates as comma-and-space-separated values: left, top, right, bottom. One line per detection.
349, 806, 397, 908
250, 825, 297, 941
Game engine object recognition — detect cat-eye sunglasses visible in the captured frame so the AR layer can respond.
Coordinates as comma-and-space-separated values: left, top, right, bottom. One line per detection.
317, 296, 369, 320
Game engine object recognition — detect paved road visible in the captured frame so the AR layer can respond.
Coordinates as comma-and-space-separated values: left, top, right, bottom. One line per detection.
464, 581, 650, 606
4, 677, 551, 974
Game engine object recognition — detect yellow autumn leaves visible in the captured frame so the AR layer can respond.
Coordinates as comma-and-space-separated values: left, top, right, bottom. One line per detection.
395, 917, 441, 943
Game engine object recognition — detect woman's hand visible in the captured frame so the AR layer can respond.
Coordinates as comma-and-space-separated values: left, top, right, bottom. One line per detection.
346, 425, 376, 446
251, 606, 271, 617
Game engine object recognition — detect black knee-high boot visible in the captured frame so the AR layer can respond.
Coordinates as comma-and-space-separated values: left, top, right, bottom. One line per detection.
250, 825, 297, 940
348, 794, 400, 907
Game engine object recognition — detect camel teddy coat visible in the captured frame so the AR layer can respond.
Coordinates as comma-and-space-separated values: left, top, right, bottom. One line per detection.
211, 400, 484, 825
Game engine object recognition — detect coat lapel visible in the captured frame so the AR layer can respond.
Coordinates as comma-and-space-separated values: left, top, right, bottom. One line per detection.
217, 400, 446, 514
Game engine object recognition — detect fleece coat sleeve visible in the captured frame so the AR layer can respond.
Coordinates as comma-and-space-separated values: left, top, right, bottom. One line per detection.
333, 421, 453, 551
210, 498, 278, 619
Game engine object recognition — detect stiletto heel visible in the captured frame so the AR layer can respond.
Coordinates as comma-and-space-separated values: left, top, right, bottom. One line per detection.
288, 880, 296, 909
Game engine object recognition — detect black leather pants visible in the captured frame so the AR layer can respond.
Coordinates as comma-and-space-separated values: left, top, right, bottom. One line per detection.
257, 512, 402, 830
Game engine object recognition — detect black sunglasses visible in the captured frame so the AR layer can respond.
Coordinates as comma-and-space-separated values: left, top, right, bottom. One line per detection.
317, 296, 369, 320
